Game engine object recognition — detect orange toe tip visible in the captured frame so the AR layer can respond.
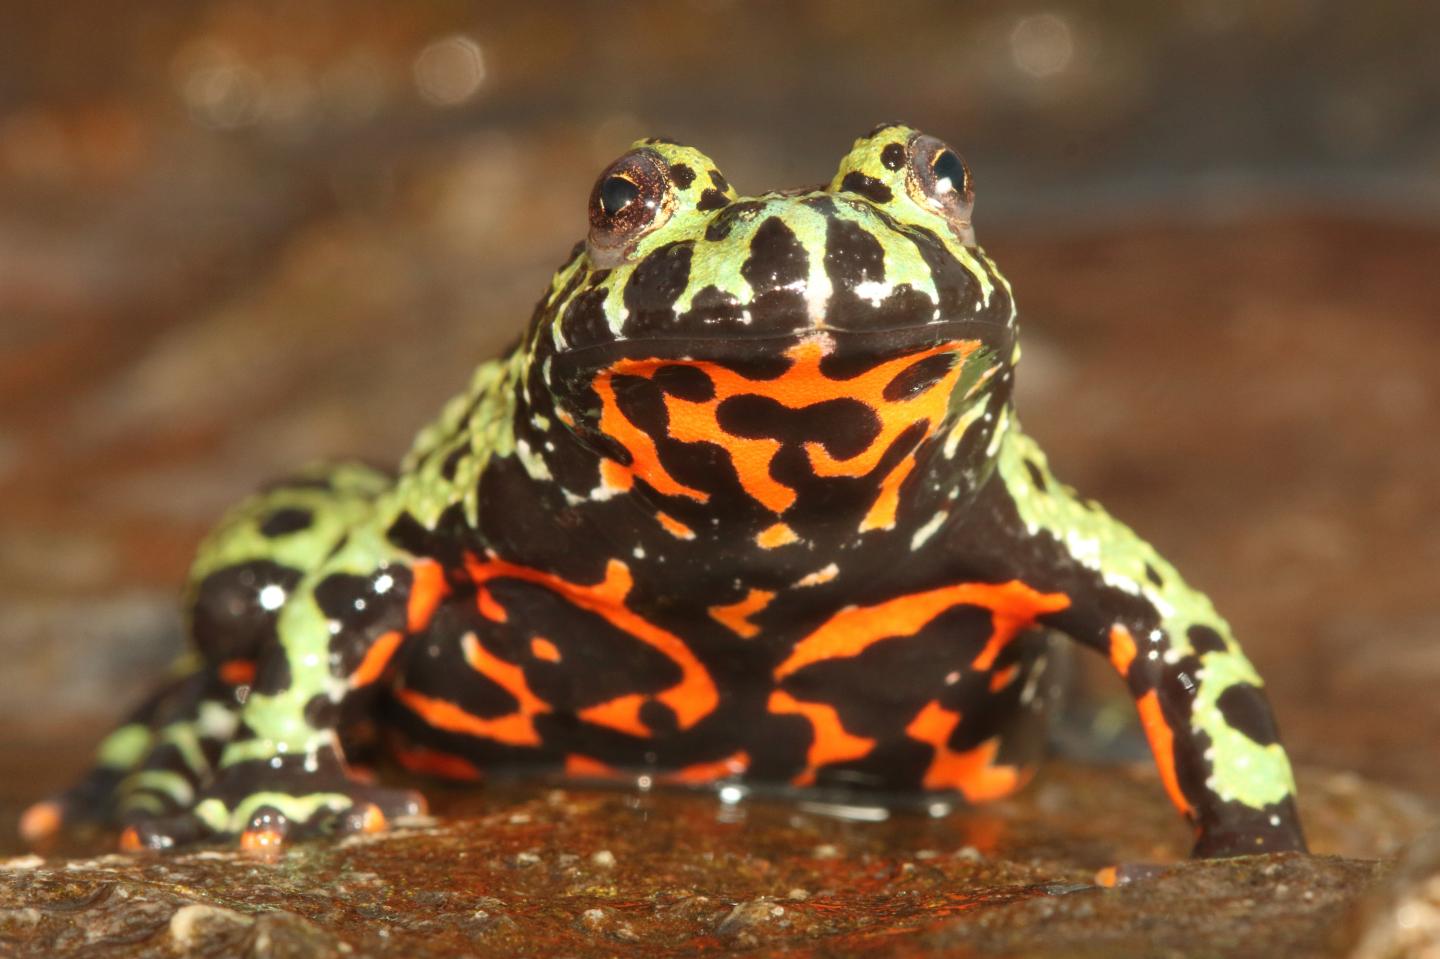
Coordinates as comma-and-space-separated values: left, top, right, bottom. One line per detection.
118, 826, 144, 852
240, 827, 286, 852
19, 801, 62, 844
360, 805, 388, 835
1094, 865, 1119, 889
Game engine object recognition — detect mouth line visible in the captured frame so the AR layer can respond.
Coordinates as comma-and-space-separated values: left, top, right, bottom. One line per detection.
554, 315, 1013, 365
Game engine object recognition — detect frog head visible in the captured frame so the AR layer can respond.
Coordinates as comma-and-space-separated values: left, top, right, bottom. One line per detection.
533, 125, 1017, 533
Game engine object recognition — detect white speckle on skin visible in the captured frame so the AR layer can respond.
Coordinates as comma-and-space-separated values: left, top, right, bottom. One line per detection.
258, 584, 287, 611
910, 511, 948, 550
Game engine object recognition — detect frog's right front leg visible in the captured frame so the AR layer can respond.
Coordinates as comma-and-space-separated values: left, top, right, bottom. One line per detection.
126, 546, 448, 850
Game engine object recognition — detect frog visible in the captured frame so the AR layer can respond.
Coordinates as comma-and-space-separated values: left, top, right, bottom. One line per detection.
21, 124, 1305, 858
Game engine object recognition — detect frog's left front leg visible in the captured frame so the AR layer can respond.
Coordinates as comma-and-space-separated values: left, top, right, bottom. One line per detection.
127, 548, 448, 850
971, 429, 1305, 857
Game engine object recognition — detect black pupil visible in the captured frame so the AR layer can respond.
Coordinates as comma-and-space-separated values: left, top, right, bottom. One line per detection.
931, 150, 965, 193
600, 176, 641, 216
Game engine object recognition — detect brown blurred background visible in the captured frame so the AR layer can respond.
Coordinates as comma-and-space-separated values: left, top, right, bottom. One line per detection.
1, 0, 1437, 840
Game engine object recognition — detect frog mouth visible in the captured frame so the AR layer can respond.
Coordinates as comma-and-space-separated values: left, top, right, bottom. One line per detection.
551, 315, 1014, 373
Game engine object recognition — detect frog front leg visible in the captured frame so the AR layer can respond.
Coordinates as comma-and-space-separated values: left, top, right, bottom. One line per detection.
126, 546, 446, 851
970, 427, 1305, 857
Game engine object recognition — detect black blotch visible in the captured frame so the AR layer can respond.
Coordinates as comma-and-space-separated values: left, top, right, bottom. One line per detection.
651, 364, 715, 402
314, 573, 373, 622
191, 561, 304, 664
824, 217, 886, 292
1145, 563, 1165, 587
802, 194, 837, 216
585, 267, 612, 288
1188, 625, 1228, 656
304, 694, 339, 730
1215, 684, 1281, 746
612, 374, 669, 438
561, 287, 612, 350
880, 142, 906, 170
742, 217, 809, 290
697, 189, 730, 212
1023, 459, 1048, 492
709, 170, 729, 193
482, 579, 682, 709
258, 508, 314, 538
623, 241, 693, 336
883, 352, 956, 402
782, 604, 994, 740
638, 699, 678, 736
387, 511, 437, 557
745, 289, 808, 335
704, 200, 764, 242
717, 394, 880, 461
252, 653, 292, 696
679, 285, 746, 330
817, 336, 928, 381
645, 136, 679, 145
668, 162, 695, 188
440, 446, 468, 482
710, 351, 795, 381
899, 224, 980, 322
840, 172, 894, 204
314, 569, 412, 676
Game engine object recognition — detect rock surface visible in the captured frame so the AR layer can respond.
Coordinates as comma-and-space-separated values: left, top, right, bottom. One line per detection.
1, 764, 1433, 958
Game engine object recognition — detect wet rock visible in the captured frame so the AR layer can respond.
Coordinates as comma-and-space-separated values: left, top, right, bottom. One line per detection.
0, 766, 1431, 958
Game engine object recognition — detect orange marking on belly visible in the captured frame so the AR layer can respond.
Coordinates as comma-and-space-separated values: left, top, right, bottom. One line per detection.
860, 455, 918, 533
394, 744, 483, 781
768, 689, 875, 785
656, 511, 695, 539
709, 588, 775, 638
775, 581, 1070, 680
755, 522, 799, 549
397, 631, 550, 747
530, 636, 561, 662
351, 629, 404, 686
596, 337, 979, 515
599, 457, 634, 494
593, 374, 709, 503
905, 701, 1026, 800
1137, 689, 1194, 817
218, 659, 256, 686
397, 687, 542, 747
662, 751, 750, 784
464, 556, 719, 730
988, 662, 1021, 693
477, 587, 508, 623
578, 694, 650, 737
1108, 623, 1137, 677
407, 558, 449, 633
565, 754, 619, 778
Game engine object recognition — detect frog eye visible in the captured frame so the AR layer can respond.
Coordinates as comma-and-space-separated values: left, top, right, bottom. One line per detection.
908, 135, 975, 241
587, 149, 674, 267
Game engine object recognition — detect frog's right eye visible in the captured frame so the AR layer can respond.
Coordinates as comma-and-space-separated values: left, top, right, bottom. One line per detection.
587, 149, 674, 267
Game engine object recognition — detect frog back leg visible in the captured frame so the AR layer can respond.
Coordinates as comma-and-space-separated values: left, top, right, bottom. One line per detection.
949, 426, 1305, 857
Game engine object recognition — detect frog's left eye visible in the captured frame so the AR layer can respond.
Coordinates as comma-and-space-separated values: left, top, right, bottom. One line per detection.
907, 135, 976, 243
587, 149, 674, 268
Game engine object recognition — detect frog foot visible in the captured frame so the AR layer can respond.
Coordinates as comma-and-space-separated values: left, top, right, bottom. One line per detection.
116, 761, 427, 851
